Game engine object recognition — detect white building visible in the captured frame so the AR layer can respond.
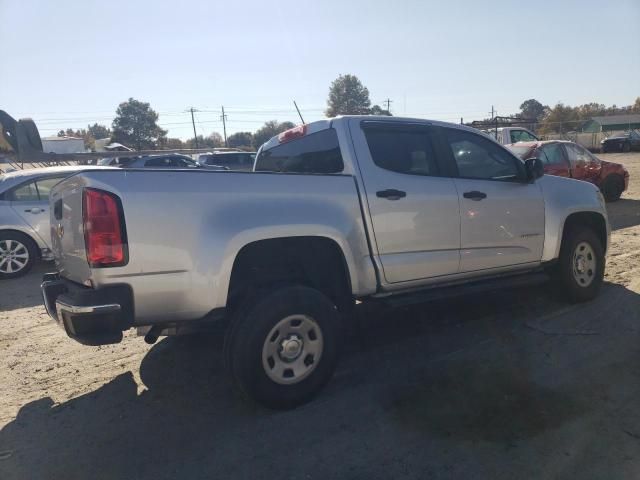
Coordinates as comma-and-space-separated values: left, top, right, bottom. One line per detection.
41, 136, 86, 154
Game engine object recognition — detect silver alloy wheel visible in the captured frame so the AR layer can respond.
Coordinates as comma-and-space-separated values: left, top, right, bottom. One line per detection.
0, 239, 30, 275
572, 241, 596, 287
261, 314, 324, 385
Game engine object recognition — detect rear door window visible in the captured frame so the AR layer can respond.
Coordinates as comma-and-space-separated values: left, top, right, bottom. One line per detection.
363, 127, 440, 176
9, 181, 39, 201
255, 129, 344, 174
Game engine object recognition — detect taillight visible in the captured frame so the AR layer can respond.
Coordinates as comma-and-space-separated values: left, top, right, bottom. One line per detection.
278, 124, 306, 143
83, 188, 128, 267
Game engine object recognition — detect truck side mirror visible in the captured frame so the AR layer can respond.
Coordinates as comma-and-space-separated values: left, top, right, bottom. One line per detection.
524, 157, 544, 182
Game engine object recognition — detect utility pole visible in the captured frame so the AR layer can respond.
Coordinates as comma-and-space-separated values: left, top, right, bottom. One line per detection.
220, 106, 228, 147
293, 100, 305, 124
384, 98, 393, 113
489, 105, 496, 119
189, 107, 199, 149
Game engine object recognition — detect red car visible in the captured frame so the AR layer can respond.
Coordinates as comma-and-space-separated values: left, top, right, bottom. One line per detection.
508, 140, 629, 202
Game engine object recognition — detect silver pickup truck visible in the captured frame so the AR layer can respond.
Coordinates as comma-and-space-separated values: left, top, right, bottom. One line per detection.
42, 116, 609, 408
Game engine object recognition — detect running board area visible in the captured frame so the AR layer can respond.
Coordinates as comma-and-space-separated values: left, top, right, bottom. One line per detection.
371, 272, 550, 309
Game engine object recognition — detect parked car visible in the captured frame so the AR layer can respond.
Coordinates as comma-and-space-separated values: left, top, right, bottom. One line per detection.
600, 130, 640, 153
507, 140, 629, 202
0, 166, 114, 279
43, 117, 609, 408
198, 151, 256, 170
482, 127, 539, 145
99, 154, 228, 170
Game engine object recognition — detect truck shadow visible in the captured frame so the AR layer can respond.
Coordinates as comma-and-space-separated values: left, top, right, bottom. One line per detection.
0, 263, 51, 311
1, 282, 640, 479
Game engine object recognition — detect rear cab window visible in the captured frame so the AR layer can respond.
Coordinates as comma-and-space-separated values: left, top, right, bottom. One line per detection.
255, 128, 344, 174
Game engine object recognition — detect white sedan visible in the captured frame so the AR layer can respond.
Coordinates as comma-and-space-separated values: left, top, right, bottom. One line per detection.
0, 166, 113, 279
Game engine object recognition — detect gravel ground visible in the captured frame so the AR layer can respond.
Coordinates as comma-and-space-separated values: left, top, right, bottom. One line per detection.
1, 152, 640, 480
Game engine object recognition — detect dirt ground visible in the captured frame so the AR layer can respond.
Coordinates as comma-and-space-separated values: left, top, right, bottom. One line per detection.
1, 153, 640, 480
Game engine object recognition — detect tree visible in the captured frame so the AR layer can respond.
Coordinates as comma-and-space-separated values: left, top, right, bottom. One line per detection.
158, 137, 184, 150
538, 103, 580, 134
184, 132, 224, 149
326, 74, 372, 117
633, 97, 640, 113
87, 123, 111, 140
252, 120, 295, 149
111, 98, 167, 150
228, 131, 253, 148
370, 104, 392, 116
519, 99, 547, 122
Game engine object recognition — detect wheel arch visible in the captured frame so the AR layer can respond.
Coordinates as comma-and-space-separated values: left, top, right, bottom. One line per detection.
0, 228, 42, 259
560, 211, 608, 254
227, 236, 354, 313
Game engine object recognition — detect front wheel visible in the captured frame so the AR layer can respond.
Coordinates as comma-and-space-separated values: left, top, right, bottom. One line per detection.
224, 285, 341, 409
601, 174, 624, 202
553, 227, 604, 303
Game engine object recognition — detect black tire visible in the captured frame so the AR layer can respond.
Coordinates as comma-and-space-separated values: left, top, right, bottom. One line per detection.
622, 142, 631, 153
0, 231, 38, 279
601, 174, 624, 202
553, 226, 604, 303
224, 285, 341, 409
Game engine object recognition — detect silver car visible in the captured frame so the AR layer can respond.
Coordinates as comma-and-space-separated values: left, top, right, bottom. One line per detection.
0, 166, 113, 279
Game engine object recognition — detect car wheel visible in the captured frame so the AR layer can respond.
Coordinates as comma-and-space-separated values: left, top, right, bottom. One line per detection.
601, 174, 624, 202
224, 285, 341, 409
622, 142, 631, 153
0, 232, 38, 279
553, 226, 604, 303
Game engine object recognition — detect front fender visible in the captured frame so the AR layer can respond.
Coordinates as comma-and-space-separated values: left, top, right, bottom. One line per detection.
539, 175, 609, 261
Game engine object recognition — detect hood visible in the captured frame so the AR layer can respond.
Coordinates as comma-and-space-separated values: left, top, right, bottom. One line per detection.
602, 135, 628, 142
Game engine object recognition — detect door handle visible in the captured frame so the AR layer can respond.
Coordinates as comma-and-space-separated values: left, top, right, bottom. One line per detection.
463, 191, 487, 201
25, 208, 45, 214
376, 189, 407, 200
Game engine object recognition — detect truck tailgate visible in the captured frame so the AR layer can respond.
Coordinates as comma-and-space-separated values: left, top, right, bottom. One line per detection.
50, 174, 92, 285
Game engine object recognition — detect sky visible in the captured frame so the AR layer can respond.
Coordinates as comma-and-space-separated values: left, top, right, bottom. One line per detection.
1, 0, 638, 141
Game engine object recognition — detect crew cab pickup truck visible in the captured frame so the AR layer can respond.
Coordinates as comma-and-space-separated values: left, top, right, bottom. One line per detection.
42, 116, 610, 408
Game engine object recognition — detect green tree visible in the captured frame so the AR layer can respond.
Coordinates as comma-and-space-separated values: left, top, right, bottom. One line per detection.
111, 98, 167, 150
519, 99, 547, 122
539, 103, 580, 134
370, 104, 392, 116
326, 74, 372, 117
158, 137, 184, 150
87, 123, 111, 140
185, 132, 224, 149
252, 120, 295, 149
228, 131, 253, 148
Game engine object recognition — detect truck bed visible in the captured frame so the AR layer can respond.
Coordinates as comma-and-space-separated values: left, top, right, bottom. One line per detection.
50, 169, 377, 324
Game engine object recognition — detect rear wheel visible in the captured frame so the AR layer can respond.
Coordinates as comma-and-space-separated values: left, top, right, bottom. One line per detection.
0, 232, 37, 279
224, 285, 341, 409
601, 174, 624, 202
553, 227, 604, 303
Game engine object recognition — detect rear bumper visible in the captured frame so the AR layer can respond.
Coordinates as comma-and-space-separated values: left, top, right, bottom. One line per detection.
41, 273, 134, 345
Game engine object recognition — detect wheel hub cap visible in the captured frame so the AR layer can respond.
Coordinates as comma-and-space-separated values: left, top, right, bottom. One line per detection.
262, 314, 324, 385
0, 240, 29, 274
572, 241, 596, 287
279, 335, 304, 361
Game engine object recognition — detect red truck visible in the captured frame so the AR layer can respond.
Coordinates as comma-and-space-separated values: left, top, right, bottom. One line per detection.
508, 140, 629, 202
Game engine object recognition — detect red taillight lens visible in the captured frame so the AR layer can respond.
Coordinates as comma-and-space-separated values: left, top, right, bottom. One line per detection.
83, 188, 127, 267
278, 124, 307, 143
